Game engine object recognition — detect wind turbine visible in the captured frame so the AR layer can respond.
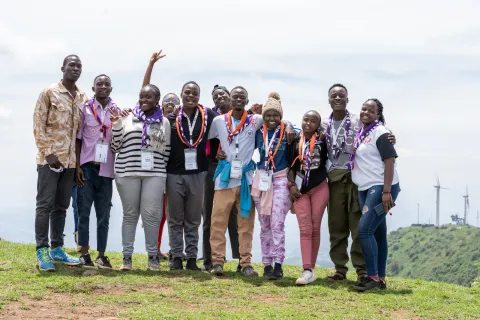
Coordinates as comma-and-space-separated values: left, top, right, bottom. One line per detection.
434, 175, 448, 228
463, 186, 469, 225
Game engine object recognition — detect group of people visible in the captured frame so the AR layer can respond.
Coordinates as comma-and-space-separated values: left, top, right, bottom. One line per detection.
33, 51, 400, 292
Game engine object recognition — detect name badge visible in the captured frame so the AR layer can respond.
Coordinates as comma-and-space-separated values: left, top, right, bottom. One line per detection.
184, 148, 198, 171
326, 159, 333, 171
258, 171, 272, 192
94, 143, 108, 163
295, 173, 304, 191
141, 149, 154, 170
230, 159, 242, 179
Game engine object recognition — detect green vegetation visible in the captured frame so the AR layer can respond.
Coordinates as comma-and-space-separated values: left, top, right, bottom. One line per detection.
387, 225, 480, 287
1, 241, 479, 319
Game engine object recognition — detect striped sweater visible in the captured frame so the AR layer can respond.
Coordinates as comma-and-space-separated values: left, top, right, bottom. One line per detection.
110, 114, 171, 177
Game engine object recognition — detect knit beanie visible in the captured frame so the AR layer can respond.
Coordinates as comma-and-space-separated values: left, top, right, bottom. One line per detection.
262, 92, 283, 118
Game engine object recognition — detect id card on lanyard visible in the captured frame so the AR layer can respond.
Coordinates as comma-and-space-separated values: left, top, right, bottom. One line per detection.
184, 148, 198, 171
259, 171, 272, 191
230, 137, 242, 179
141, 149, 154, 170
95, 143, 108, 163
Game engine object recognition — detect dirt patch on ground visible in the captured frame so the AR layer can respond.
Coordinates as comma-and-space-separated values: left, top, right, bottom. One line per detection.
387, 309, 419, 320
1, 294, 123, 320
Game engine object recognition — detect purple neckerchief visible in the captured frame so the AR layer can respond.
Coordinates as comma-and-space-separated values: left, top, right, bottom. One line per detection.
349, 120, 382, 170
224, 112, 253, 144
132, 104, 163, 148
86, 97, 119, 139
177, 104, 208, 148
325, 110, 351, 161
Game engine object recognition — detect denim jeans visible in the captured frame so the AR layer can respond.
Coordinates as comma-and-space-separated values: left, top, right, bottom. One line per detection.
72, 184, 78, 232
77, 163, 113, 253
357, 183, 400, 277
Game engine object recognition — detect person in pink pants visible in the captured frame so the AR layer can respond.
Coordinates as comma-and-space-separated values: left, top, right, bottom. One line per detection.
288, 110, 330, 285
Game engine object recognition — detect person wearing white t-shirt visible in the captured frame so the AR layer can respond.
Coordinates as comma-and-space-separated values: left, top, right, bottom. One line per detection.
350, 98, 400, 292
207, 86, 295, 277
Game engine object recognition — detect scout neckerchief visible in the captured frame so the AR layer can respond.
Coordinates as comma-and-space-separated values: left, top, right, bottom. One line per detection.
176, 104, 208, 148
326, 110, 351, 161
262, 123, 285, 171
291, 131, 317, 186
132, 104, 163, 148
87, 97, 118, 140
349, 120, 382, 170
224, 110, 253, 144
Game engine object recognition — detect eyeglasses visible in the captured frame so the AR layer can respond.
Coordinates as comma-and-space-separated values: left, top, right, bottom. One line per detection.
163, 98, 179, 105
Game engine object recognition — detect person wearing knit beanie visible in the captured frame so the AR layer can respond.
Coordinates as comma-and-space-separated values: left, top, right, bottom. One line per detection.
262, 92, 283, 118
251, 91, 291, 280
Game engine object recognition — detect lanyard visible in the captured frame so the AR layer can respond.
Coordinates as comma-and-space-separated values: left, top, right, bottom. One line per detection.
91, 100, 111, 140
291, 132, 316, 170
331, 117, 347, 147
262, 123, 284, 170
184, 108, 199, 145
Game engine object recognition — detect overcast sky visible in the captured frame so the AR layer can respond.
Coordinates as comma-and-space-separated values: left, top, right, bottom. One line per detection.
1, 1, 479, 259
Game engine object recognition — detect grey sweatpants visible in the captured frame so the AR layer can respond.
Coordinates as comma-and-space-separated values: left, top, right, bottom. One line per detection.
115, 174, 166, 256
166, 172, 206, 259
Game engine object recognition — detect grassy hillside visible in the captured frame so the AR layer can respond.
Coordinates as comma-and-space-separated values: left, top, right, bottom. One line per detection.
1, 241, 479, 319
387, 225, 480, 287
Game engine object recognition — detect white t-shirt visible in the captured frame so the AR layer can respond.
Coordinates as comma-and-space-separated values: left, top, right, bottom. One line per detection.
208, 114, 263, 190
352, 125, 399, 191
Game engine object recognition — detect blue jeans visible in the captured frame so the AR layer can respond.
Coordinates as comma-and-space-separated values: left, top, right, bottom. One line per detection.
77, 163, 113, 253
72, 184, 78, 232
357, 183, 400, 277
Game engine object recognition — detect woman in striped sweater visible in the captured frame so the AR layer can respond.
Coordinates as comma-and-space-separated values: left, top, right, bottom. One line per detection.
110, 84, 171, 271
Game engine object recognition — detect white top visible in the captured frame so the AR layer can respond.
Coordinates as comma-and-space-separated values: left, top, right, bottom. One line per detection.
208, 114, 263, 190
110, 114, 171, 178
352, 125, 399, 191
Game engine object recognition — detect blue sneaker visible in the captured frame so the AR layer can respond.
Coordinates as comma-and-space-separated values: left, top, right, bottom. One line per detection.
36, 248, 55, 272
49, 246, 81, 266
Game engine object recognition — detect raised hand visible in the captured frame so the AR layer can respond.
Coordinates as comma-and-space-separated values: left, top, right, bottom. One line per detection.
150, 50, 166, 64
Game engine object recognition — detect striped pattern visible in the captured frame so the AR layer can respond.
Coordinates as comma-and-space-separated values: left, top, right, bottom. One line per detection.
110, 114, 171, 177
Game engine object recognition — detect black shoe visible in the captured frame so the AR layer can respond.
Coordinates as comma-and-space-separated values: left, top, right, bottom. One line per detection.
170, 257, 183, 271
353, 277, 381, 292
355, 274, 368, 285
380, 280, 387, 290
95, 256, 113, 269
80, 253, 95, 268
263, 265, 274, 277
186, 258, 201, 271
236, 263, 242, 273
270, 267, 283, 280
202, 261, 213, 272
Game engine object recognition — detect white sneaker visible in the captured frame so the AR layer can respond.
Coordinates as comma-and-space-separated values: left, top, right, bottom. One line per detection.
296, 269, 316, 285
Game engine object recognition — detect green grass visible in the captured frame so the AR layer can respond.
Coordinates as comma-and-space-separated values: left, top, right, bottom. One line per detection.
1, 240, 479, 319
387, 225, 480, 286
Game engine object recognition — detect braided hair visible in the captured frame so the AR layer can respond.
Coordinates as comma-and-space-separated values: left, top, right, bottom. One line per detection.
181, 81, 200, 94
365, 98, 386, 124
141, 84, 161, 101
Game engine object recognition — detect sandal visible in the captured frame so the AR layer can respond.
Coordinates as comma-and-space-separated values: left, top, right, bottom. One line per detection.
326, 272, 346, 281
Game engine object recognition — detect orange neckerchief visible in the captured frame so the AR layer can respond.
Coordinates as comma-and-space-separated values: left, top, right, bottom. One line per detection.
263, 123, 285, 170
176, 105, 205, 147
291, 132, 316, 170
226, 110, 248, 143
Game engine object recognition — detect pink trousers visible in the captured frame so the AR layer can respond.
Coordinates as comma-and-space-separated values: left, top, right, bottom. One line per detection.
293, 180, 330, 269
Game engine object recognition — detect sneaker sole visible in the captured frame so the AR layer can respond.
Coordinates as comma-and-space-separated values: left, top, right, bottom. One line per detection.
120, 266, 132, 271
82, 265, 97, 269
51, 260, 82, 266
147, 267, 161, 271
96, 264, 113, 270
36, 265, 55, 272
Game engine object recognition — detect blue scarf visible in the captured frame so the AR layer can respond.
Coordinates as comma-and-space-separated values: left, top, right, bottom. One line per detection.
214, 159, 256, 218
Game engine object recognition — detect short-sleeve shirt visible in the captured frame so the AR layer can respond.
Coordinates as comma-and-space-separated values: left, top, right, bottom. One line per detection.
352, 125, 399, 191
208, 114, 263, 190
255, 126, 288, 172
